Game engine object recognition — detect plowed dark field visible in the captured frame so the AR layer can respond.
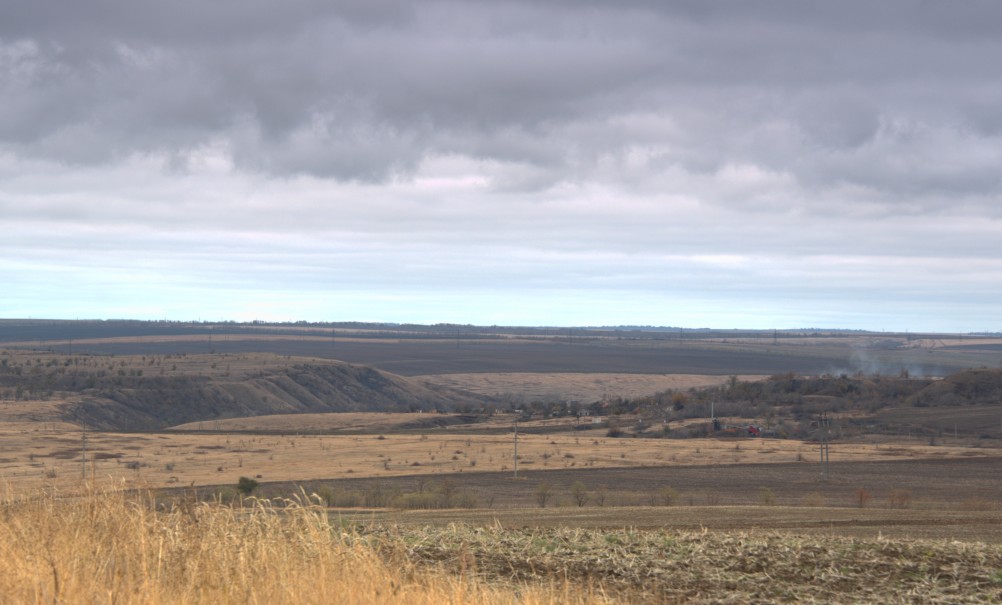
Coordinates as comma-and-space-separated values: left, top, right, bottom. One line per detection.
6, 319, 1000, 376
255, 456, 1002, 541
17, 337, 989, 377
294, 456, 1002, 507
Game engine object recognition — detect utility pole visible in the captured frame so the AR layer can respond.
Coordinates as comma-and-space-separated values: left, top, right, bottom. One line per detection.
513, 420, 519, 478
819, 412, 830, 481
81, 428, 87, 482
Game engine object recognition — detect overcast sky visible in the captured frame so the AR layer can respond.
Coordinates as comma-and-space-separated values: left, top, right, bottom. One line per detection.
2, 1, 1001, 331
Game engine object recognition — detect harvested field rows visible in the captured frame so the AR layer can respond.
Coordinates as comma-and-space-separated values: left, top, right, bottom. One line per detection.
355, 505, 1002, 543
364, 523, 1002, 603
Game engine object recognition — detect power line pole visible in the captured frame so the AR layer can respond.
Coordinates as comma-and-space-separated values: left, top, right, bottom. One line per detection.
81, 427, 87, 482
819, 412, 830, 481
513, 420, 519, 478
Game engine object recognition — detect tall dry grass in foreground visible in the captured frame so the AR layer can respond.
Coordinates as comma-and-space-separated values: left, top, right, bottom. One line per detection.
0, 489, 608, 605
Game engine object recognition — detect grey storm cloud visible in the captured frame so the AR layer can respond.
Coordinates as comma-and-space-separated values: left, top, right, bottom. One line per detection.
3, 1, 1002, 328
2, 0, 1000, 189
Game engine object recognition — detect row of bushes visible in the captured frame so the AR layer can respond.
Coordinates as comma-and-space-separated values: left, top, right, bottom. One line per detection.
236, 478, 480, 509
232, 478, 927, 511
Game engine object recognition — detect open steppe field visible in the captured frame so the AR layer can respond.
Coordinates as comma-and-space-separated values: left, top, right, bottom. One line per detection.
3, 418, 1000, 510
2, 415, 1001, 603
2, 419, 996, 489
9, 329, 1002, 377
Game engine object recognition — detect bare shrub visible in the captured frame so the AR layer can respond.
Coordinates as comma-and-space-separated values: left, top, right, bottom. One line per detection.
958, 497, 995, 511
593, 485, 608, 507
571, 481, 589, 507
802, 491, 825, 507
887, 489, 912, 509
854, 488, 872, 508
534, 482, 552, 508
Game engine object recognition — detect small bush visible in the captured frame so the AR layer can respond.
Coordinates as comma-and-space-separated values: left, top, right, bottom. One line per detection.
802, 491, 825, 507
659, 486, 679, 506
363, 483, 396, 507
330, 490, 363, 508
451, 491, 478, 509
236, 476, 260, 496
393, 492, 441, 509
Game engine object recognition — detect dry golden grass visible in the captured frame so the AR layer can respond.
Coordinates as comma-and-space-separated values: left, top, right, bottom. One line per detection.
0, 488, 610, 605
2, 420, 999, 492
2, 487, 999, 604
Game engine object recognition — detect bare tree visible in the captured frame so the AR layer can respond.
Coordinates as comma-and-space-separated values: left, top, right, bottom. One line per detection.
534, 482, 552, 508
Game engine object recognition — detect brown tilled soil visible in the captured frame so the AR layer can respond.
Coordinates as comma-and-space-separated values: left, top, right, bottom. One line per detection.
874, 404, 1002, 437
280, 456, 1002, 511
19, 336, 992, 376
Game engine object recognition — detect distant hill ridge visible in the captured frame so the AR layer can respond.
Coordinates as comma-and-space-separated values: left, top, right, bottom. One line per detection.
45, 361, 488, 431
